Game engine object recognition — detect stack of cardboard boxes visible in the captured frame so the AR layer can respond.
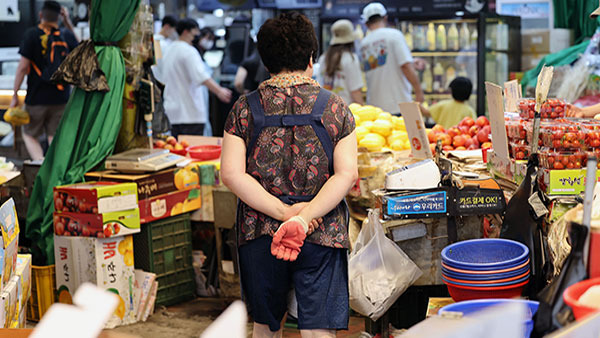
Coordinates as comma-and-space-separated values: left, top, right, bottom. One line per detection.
521, 29, 574, 71
53, 182, 142, 328
0, 199, 31, 328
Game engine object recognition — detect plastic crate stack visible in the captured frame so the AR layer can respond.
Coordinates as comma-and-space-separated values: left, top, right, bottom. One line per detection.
52, 182, 143, 328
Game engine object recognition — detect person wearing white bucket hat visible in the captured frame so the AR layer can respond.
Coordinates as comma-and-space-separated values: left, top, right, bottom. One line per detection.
317, 19, 365, 105
359, 2, 424, 114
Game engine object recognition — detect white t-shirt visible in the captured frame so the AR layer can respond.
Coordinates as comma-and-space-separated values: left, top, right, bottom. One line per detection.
360, 27, 414, 113
317, 51, 364, 105
161, 40, 211, 124
154, 34, 173, 56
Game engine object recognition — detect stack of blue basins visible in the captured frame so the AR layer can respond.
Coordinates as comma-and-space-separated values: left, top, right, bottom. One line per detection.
441, 238, 530, 301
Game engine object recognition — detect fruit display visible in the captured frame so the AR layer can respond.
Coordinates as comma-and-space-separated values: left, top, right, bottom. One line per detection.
154, 136, 189, 155
349, 103, 411, 152
540, 123, 585, 150
426, 116, 491, 153
518, 98, 566, 119
506, 118, 529, 142
539, 149, 586, 170
53, 208, 141, 238
509, 141, 531, 160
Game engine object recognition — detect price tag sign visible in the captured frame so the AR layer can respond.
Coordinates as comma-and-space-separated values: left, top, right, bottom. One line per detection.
504, 80, 520, 112
399, 102, 432, 159
485, 82, 510, 161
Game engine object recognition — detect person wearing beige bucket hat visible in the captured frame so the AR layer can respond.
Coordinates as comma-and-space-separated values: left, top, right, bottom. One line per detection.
592, 0, 600, 18
317, 19, 365, 105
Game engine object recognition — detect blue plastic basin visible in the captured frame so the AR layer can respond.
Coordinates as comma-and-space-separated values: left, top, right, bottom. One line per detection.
441, 265, 530, 281
441, 239, 530, 270
439, 299, 539, 338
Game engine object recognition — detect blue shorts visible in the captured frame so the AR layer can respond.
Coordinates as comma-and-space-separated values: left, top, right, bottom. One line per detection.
238, 235, 349, 332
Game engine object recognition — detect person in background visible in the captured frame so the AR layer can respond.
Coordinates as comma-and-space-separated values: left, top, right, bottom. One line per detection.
233, 49, 270, 94
317, 19, 364, 105
420, 77, 476, 129
221, 12, 357, 338
154, 15, 178, 53
192, 27, 217, 136
161, 18, 231, 138
10, 1, 78, 161
360, 2, 424, 114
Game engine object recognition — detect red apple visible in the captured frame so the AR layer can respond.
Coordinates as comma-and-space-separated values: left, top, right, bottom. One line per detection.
432, 124, 446, 133
482, 125, 491, 135
166, 136, 177, 146
427, 131, 437, 143
472, 136, 480, 148
180, 140, 189, 148
458, 126, 469, 135
453, 135, 466, 147
476, 116, 489, 127
154, 140, 166, 148
464, 137, 474, 148
442, 145, 455, 151
477, 129, 490, 143
469, 125, 480, 137
467, 144, 478, 150
460, 117, 475, 128
447, 127, 460, 139
455, 146, 467, 150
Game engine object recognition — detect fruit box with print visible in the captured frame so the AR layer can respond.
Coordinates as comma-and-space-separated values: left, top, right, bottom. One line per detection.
0, 278, 17, 328
0, 199, 19, 292
138, 187, 201, 224
53, 208, 141, 238
54, 235, 136, 328
11, 254, 31, 314
85, 163, 203, 200
54, 182, 138, 214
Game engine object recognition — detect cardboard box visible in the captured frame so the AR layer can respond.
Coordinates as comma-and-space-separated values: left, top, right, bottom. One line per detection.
0, 199, 19, 292
12, 255, 30, 312
138, 188, 201, 224
539, 168, 600, 195
0, 279, 17, 327
54, 235, 77, 305
53, 208, 141, 238
53, 235, 137, 328
54, 182, 138, 214
10, 301, 25, 328
85, 165, 203, 201
522, 52, 546, 71
521, 28, 573, 54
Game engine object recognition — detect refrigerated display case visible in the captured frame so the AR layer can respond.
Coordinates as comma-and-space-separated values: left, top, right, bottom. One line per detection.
320, 13, 521, 116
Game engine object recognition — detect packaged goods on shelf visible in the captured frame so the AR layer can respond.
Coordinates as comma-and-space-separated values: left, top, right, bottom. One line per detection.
0, 199, 19, 292
53, 208, 141, 238
53, 235, 136, 328
54, 182, 138, 214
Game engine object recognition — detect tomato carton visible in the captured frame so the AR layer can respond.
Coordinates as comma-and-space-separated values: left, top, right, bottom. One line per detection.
539, 168, 600, 195
85, 164, 203, 200
0, 278, 17, 327
138, 187, 201, 224
0, 199, 19, 292
538, 148, 586, 170
54, 235, 137, 328
509, 141, 531, 160
541, 123, 585, 150
53, 208, 141, 238
518, 98, 566, 119
54, 182, 138, 214
11, 254, 31, 313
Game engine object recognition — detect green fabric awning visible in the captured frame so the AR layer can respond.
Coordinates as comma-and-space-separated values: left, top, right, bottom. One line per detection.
26, 0, 140, 265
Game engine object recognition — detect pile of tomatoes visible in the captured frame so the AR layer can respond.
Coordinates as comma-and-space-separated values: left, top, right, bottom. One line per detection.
518, 98, 566, 119
427, 116, 491, 154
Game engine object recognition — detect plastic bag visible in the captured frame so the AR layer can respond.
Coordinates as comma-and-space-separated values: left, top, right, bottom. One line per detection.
50, 40, 110, 92
349, 209, 422, 321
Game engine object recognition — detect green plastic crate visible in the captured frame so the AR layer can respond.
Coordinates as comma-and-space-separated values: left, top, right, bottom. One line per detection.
133, 213, 196, 306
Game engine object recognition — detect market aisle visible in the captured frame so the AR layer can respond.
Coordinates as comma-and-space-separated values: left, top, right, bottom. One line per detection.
109, 298, 366, 337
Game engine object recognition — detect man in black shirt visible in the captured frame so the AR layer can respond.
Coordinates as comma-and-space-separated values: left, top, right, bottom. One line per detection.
233, 50, 270, 94
10, 1, 78, 160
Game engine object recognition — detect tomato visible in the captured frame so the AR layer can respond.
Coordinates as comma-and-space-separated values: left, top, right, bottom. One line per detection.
561, 156, 570, 166
554, 162, 564, 169
567, 162, 575, 169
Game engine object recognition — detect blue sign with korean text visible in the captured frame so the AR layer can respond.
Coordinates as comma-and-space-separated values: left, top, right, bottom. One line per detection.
386, 191, 447, 216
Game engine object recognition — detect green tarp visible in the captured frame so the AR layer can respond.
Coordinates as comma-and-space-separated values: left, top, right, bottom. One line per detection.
26, 0, 140, 265
553, 0, 599, 44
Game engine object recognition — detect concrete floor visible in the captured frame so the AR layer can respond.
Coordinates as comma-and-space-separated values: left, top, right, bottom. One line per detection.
109, 298, 367, 338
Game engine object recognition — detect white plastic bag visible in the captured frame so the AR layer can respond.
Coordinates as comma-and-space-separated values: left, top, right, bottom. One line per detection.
349, 209, 422, 321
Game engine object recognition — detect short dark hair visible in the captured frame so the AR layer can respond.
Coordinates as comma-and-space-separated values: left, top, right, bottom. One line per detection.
257, 12, 318, 74
41, 1, 60, 22
449, 77, 473, 101
162, 15, 178, 28
176, 18, 199, 36
366, 14, 384, 26
200, 27, 214, 40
